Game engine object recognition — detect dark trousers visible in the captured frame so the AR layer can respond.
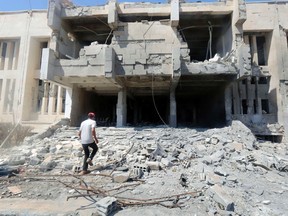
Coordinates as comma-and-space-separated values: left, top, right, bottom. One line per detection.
82, 142, 98, 171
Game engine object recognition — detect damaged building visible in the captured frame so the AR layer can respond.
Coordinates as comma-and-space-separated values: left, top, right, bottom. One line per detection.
0, 0, 288, 140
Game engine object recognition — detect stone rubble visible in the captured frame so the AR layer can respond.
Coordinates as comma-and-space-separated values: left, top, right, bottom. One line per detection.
0, 120, 288, 215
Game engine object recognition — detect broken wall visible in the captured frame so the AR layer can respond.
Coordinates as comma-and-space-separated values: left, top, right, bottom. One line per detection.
239, 2, 288, 137
112, 21, 185, 76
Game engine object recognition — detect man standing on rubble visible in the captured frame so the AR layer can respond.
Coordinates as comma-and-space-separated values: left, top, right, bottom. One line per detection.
78, 112, 99, 175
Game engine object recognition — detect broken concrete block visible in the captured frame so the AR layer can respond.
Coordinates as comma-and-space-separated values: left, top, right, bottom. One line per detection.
150, 143, 167, 159
202, 156, 212, 165
178, 152, 187, 161
210, 150, 225, 163
206, 173, 225, 185
140, 149, 149, 156
62, 163, 73, 171
115, 166, 129, 172
210, 136, 219, 145
196, 144, 207, 153
214, 167, 229, 177
205, 138, 211, 143
112, 172, 130, 183
160, 158, 173, 167
207, 184, 235, 212
40, 155, 57, 172
146, 161, 160, 170
95, 196, 117, 216
29, 156, 42, 165
226, 175, 238, 183
262, 200, 271, 205
7, 155, 26, 166
232, 142, 244, 152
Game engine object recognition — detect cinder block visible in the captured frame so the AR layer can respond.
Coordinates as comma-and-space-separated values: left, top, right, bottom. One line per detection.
133, 163, 150, 173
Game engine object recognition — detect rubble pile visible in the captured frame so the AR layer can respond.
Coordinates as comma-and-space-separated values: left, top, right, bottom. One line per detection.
0, 120, 288, 215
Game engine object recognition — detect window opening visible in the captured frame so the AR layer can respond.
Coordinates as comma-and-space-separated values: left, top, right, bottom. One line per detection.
242, 99, 248, 114
0, 42, 7, 70
251, 76, 256, 84
39, 42, 48, 69
261, 99, 269, 114
258, 77, 268, 84
256, 36, 266, 65
0, 40, 20, 70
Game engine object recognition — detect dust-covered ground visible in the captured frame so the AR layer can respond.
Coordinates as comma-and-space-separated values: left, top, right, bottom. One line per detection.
0, 121, 288, 216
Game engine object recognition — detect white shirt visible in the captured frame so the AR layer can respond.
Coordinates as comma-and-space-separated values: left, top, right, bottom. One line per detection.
79, 118, 97, 144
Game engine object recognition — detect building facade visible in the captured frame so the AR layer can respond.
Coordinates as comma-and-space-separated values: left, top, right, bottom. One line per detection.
0, 0, 288, 139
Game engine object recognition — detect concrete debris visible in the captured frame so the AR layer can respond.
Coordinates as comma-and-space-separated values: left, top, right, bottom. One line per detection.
112, 172, 130, 183
207, 184, 234, 212
7, 186, 22, 195
0, 121, 288, 215
95, 196, 118, 216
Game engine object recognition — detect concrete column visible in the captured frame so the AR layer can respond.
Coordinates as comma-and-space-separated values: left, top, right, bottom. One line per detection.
41, 81, 49, 114
56, 85, 63, 114
225, 85, 233, 124
48, 83, 56, 115
116, 89, 127, 127
252, 36, 258, 65
169, 89, 177, 127
64, 87, 72, 118
170, 0, 179, 27
238, 81, 243, 114
50, 30, 60, 58
255, 77, 262, 114
246, 77, 254, 114
12, 41, 19, 70
232, 82, 240, 114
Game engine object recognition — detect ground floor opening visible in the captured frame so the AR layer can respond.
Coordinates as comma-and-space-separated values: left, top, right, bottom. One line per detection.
71, 74, 234, 128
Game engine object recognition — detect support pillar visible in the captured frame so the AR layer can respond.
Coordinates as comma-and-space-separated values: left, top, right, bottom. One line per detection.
246, 77, 254, 114
116, 89, 127, 127
41, 81, 49, 114
48, 83, 56, 115
232, 83, 240, 114
225, 84, 233, 124
255, 77, 262, 114
64, 87, 72, 118
56, 85, 63, 114
169, 89, 177, 127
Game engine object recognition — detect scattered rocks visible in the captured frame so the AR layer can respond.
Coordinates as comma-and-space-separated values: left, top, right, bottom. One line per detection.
0, 122, 287, 215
